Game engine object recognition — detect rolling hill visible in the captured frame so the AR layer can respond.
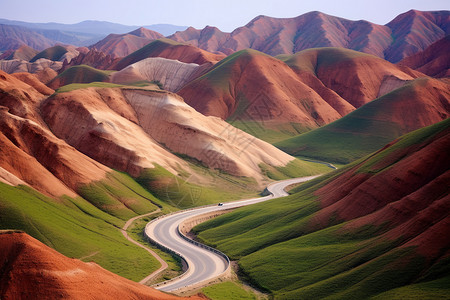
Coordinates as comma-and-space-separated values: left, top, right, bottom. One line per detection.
178, 47, 422, 143
276, 77, 450, 164
194, 118, 450, 299
114, 38, 226, 71
48, 65, 113, 89
90, 28, 164, 57
0, 45, 38, 61
0, 230, 201, 299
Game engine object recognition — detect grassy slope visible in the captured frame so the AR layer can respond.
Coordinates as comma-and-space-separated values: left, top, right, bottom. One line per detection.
115, 38, 181, 70
229, 120, 310, 144
78, 171, 172, 219
260, 158, 331, 181
280, 47, 374, 73
0, 181, 161, 281
201, 281, 257, 300
194, 119, 450, 299
29, 45, 68, 62
56, 82, 124, 93
53, 64, 113, 86
136, 164, 260, 209
275, 79, 428, 164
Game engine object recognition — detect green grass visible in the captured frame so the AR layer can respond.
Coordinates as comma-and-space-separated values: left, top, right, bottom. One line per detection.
55, 82, 124, 93
228, 120, 312, 144
0, 182, 161, 281
259, 158, 331, 181
52, 64, 113, 87
193, 120, 450, 298
78, 171, 171, 220
280, 47, 374, 75
355, 117, 450, 174
202, 281, 257, 300
194, 186, 430, 298
126, 216, 184, 283
136, 164, 259, 209
115, 38, 182, 70
370, 276, 450, 299
30, 45, 68, 62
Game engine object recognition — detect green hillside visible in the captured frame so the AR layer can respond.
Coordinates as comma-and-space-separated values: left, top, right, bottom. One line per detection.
29, 45, 68, 62
115, 38, 181, 70
51, 64, 113, 86
275, 78, 443, 164
0, 177, 162, 281
193, 119, 450, 299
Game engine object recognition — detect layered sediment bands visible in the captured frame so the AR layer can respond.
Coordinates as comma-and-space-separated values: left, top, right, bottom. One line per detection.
122, 89, 294, 179
111, 57, 201, 92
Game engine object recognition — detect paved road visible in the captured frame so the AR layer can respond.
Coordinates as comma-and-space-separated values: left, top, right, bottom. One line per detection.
144, 175, 319, 292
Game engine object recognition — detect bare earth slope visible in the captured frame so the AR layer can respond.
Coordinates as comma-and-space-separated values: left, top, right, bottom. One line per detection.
0, 71, 109, 197
398, 35, 450, 78
281, 47, 421, 108
168, 10, 449, 62
111, 57, 201, 92
42, 86, 294, 182
0, 231, 202, 300
0, 45, 38, 61
114, 38, 226, 71
90, 27, 164, 57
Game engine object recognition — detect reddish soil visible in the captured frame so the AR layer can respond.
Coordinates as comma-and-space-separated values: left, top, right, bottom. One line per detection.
0, 231, 204, 300
167, 10, 449, 61
91, 28, 164, 57
0, 45, 38, 61
286, 47, 422, 108
11, 72, 54, 95
178, 47, 428, 128
0, 71, 109, 196
385, 10, 450, 63
178, 49, 347, 127
398, 35, 450, 78
61, 49, 120, 71
34, 67, 58, 84
114, 39, 226, 71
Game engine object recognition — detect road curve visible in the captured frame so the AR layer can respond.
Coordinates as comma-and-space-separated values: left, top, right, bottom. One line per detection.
144, 175, 319, 292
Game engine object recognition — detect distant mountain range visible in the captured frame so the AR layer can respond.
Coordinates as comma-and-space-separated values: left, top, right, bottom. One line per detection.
168, 9, 450, 62
1, 10, 448, 62
0, 18, 187, 47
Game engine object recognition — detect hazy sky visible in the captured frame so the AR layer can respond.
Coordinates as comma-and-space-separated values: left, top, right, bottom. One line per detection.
0, 0, 448, 31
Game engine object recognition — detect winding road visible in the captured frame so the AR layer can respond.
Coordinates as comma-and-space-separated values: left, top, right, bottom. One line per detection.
144, 175, 319, 292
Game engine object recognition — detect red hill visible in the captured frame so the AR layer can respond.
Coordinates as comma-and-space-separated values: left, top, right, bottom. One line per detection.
398, 35, 450, 78
114, 38, 226, 70
178, 48, 422, 141
0, 45, 38, 61
0, 231, 202, 300
385, 10, 450, 63
168, 10, 449, 62
90, 28, 164, 57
